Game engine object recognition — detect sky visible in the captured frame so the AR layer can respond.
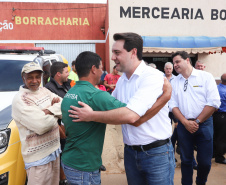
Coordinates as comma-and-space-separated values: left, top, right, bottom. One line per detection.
0, 0, 107, 3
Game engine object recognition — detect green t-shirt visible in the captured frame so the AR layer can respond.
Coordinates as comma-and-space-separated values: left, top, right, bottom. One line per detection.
61, 81, 126, 172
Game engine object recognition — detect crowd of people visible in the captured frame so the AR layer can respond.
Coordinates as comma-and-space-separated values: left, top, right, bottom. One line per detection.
11, 32, 226, 185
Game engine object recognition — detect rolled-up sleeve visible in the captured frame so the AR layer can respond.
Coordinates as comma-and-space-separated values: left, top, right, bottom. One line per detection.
206, 74, 221, 109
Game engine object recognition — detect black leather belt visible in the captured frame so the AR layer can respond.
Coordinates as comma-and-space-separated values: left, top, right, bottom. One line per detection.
126, 138, 169, 151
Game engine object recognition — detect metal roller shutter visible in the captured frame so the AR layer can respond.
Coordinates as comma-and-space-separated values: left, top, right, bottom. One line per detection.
36, 43, 95, 66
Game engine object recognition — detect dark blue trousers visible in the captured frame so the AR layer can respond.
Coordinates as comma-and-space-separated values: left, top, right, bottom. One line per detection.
177, 117, 213, 185
171, 127, 197, 166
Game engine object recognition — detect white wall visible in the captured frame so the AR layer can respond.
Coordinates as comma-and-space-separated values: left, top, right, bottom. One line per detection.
108, 0, 226, 77
198, 53, 226, 77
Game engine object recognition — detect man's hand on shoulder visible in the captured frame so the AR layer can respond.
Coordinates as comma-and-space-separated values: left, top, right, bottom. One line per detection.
130, 78, 172, 127
163, 77, 172, 99
69, 101, 94, 122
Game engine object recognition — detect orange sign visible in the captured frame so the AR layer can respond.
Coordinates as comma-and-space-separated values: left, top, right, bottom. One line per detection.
15, 17, 90, 26
0, 2, 106, 40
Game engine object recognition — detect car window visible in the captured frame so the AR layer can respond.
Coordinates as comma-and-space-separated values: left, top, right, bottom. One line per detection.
0, 60, 29, 91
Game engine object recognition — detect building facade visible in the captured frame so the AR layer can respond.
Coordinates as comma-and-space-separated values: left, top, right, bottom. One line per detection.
107, 0, 226, 78
0, 1, 107, 68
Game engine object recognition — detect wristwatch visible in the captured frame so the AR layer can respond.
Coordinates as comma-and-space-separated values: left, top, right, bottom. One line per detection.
195, 119, 201, 124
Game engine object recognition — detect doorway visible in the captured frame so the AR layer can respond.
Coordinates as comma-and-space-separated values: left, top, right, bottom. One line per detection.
143, 53, 198, 75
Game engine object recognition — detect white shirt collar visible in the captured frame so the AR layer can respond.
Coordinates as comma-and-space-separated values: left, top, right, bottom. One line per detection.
178, 67, 199, 80
121, 60, 146, 80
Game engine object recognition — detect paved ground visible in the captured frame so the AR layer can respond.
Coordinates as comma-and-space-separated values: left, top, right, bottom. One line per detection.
102, 154, 226, 185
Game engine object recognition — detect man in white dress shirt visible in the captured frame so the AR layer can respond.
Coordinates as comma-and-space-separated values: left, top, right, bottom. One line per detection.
169, 51, 221, 185
69, 32, 175, 185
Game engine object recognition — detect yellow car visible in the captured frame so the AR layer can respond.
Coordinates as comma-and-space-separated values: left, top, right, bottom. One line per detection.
0, 106, 27, 185
0, 47, 69, 185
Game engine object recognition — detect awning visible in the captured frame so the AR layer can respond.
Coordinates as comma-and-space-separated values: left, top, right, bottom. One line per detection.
142, 36, 226, 54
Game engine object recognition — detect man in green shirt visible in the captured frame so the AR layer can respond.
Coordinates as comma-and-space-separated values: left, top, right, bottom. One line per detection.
61, 51, 126, 185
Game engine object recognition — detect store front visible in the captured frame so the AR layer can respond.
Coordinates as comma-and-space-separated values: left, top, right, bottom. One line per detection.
142, 54, 197, 75
107, 0, 226, 78
141, 35, 226, 75
0, 1, 107, 67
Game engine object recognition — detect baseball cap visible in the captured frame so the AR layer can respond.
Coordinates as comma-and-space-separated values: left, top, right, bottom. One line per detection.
21, 61, 43, 74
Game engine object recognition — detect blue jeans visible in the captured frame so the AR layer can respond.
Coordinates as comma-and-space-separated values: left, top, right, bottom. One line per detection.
177, 117, 213, 185
171, 127, 197, 166
61, 161, 101, 185
124, 140, 175, 185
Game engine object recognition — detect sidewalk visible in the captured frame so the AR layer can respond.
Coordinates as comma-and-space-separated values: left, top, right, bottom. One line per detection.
102, 156, 226, 185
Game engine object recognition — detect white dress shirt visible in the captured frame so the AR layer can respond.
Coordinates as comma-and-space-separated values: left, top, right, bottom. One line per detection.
112, 61, 172, 146
169, 68, 221, 119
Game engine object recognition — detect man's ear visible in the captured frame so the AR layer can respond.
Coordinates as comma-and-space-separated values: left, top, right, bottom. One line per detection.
186, 58, 190, 64
131, 48, 137, 58
56, 71, 61, 77
22, 75, 25, 83
91, 65, 97, 74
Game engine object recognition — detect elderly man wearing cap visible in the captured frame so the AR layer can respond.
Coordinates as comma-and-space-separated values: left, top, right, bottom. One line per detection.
12, 61, 62, 185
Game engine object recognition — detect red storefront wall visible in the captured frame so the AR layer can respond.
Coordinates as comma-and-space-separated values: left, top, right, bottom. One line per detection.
0, 2, 106, 62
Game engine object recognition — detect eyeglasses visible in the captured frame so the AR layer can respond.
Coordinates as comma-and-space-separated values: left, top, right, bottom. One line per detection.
184, 79, 188, 92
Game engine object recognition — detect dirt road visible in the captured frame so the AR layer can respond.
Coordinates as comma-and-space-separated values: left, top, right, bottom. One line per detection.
102, 156, 226, 185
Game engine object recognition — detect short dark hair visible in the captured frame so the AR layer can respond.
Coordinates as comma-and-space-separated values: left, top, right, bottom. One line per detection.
221, 74, 226, 84
50, 62, 68, 78
72, 60, 76, 66
171, 51, 192, 64
113, 32, 143, 60
75, 51, 102, 78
